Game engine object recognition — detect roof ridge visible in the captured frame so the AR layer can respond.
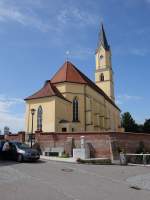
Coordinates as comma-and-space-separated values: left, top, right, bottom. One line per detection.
66, 61, 69, 81
25, 79, 70, 102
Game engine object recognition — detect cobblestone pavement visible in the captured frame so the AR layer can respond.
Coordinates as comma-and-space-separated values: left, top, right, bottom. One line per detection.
0, 160, 150, 200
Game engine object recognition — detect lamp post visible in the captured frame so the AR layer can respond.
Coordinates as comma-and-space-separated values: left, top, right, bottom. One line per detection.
31, 108, 36, 148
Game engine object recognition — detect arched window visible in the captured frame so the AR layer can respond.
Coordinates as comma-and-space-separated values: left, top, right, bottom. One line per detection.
73, 97, 79, 122
100, 73, 104, 81
37, 106, 43, 131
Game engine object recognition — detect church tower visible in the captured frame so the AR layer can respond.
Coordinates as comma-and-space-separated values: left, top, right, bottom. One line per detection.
95, 23, 115, 101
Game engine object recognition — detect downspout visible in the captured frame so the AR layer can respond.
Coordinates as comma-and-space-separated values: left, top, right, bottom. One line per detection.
84, 85, 86, 131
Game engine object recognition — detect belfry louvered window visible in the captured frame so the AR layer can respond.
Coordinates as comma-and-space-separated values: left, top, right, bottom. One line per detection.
100, 73, 104, 81
37, 106, 43, 131
73, 97, 79, 122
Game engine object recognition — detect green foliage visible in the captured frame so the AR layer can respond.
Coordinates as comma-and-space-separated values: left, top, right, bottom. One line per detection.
143, 119, 150, 133
136, 124, 144, 133
121, 112, 138, 132
136, 141, 146, 153
60, 152, 69, 158
76, 158, 111, 165
121, 112, 150, 133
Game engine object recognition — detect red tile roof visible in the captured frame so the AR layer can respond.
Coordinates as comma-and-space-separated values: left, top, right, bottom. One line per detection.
25, 61, 120, 111
51, 61, 120, 111
25, 80, 70, 102
51, 61, 87, 84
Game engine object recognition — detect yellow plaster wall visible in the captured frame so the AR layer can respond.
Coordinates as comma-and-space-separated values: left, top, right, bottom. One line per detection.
96, 81, 114, 100
25, 97, 55, 133
85, 85, 120, 132
96, 46, 111, 70
25, 81, 121, 134
55, 97, 72, 132
25, 78, 121, 134
95, 44, 115, 101
55, 83, 86, 132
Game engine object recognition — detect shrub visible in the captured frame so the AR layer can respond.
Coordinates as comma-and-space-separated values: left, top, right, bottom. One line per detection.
60, 152, 69, 158
136, 141, 146, 154
76, 158, 111, 165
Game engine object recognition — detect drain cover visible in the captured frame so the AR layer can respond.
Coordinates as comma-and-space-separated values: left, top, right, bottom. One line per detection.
61, 168, 74, 172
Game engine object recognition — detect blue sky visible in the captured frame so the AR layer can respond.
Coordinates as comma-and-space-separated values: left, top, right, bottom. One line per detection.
0, 0, 150, 132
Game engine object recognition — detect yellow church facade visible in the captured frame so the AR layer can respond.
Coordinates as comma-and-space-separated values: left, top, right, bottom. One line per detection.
25, 24, 122, 134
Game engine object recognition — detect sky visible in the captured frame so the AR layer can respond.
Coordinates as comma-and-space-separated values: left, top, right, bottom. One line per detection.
0, 0, 150, 133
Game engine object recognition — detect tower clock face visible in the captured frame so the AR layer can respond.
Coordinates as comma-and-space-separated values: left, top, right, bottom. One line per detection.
99, 55, 103, 61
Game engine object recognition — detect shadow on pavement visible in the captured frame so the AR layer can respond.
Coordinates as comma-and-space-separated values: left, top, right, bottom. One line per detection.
0, 160, 19, 167
29, 159, 47, 164
0, 159, 46, 166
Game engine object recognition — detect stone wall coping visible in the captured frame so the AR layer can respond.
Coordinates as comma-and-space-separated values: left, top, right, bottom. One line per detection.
35, 131, 150, 137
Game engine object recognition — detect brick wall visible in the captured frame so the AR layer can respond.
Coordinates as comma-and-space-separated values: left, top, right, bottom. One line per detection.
3, 131, 150, 160
4, 132, 25, 143
111, 132, 150, 153
35, 132, 113, 158
35, 131, 150, 159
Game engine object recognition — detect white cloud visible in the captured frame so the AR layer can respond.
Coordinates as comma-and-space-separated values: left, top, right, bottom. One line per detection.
0, 112, 24, 133
114, 45, 149, 57
116, 94, 143, 105
0, 95, 24, 133
0, 0, 99, 35
0, 1, 51, 32
57, 6, 98, 27
130, 48, 148, 56
65, 47, 94, 60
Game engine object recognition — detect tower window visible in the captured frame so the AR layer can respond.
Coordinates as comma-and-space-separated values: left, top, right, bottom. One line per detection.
62, 127, 67, 132
73, 97, 79, 122
100, 73, 104, 82
37, 106, 43, 131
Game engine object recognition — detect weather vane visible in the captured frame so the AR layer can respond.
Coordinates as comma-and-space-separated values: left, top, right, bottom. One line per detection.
65, 50, 70, 61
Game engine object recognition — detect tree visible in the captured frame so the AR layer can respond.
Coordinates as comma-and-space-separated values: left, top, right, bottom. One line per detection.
121, 112, 138, 132
143, 119, 150, 133
136, 124, 144, 133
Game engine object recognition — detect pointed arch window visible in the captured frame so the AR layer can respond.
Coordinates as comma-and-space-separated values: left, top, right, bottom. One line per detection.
73, 97, 79, 122
100, 73, 104, 82
37, 106, 43, 131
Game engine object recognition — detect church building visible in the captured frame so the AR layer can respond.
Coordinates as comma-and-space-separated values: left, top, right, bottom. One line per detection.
25, 24, 122, 134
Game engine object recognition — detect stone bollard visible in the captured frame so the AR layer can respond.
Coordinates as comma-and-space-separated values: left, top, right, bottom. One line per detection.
143, 154, 147, 165
120, 152, 127, 165
80, 136, 85, 149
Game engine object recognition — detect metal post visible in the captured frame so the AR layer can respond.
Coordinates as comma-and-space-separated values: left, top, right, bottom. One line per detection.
31, 113, 33, 148
30, 108, 35, 148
